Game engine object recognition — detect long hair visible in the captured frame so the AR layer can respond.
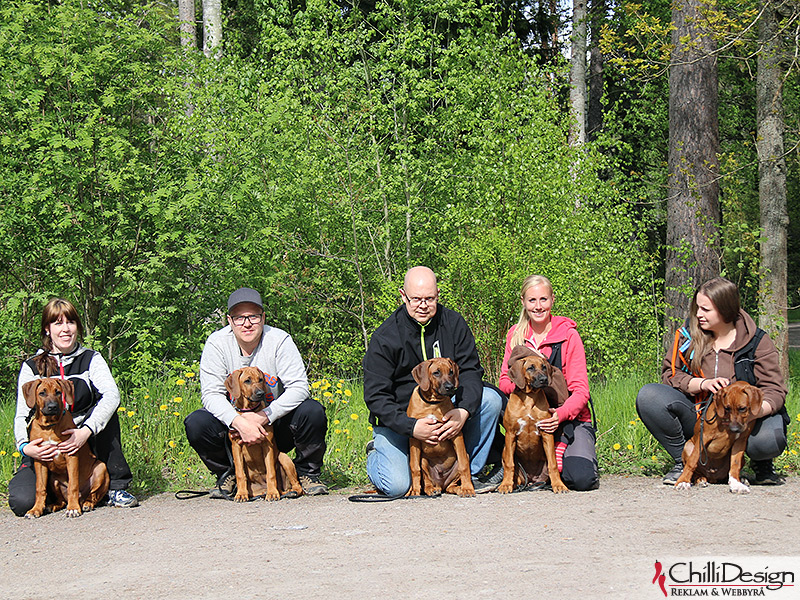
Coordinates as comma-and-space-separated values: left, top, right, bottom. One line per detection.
33, 298, 84, 376
687, 278, 740, 375
510, 275, 554, 348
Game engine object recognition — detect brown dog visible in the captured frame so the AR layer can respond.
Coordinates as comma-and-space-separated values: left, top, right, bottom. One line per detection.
406, 358, 475, 497
224, 367, 303, 501
23, 378, 110, 518
675, 381, 762, 494
497, 346, 569, 494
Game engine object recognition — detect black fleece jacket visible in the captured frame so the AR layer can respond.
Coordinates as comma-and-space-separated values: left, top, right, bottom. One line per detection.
362, 304, 485, 437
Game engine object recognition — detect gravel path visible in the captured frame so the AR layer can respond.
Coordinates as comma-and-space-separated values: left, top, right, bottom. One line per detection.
1, 475, 798, 599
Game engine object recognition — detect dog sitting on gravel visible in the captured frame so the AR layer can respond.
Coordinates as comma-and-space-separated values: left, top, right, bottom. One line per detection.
225, 367, 303, 501
23, 377, 109, 518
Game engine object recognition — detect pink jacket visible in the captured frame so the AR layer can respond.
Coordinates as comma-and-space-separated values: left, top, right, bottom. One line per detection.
498, 316, 592, 423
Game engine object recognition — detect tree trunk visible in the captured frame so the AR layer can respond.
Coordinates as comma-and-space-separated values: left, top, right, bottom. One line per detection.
202, 0, 222, 58
664, 0, 721, 345
569, 0, 587, 146
756, 0, 789, 378
587, 0, 605, 140
179, 0, 196, 49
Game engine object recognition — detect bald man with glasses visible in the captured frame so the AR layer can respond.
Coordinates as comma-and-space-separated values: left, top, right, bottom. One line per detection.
362, 266, 503, 496
184, 287, 328, 496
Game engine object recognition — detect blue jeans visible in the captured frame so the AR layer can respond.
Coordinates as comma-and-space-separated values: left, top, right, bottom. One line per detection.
366, 385, 503, 496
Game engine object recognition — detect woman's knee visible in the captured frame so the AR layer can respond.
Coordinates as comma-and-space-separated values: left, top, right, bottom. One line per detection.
746, 415, 787, 460
8, 466, 36, 517
562, 458, 599, 491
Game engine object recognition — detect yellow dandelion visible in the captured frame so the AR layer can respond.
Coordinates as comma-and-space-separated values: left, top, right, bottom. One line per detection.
144, 395, 150, 400
13, 451, 20, 458
118, 406, 126, 412
185, 371, 195, 378
368, 426, 373, 432
629, 421, 636, 425
651, 455, 658, 461
337, 381, 343, 388
627, 444, 633, 450
350, 413, 359, 420
342, 399, 349, 404
312, 381, 321, 389
0, 450, 6, 456
173, 412, 180, 416
127, 411, 136, 417
132, 425, 139, 430
344, 389, 352, 397
176, 379, 186, 386
333, 419, 340, 425
169, 440, 176, 448
343, 429, 349, 435
791, 450, 798, 456
159, 404, 168, 411
613, 443, 621, 451
335, 448, 341, 452
173, 397, 183, 403
336, 389, 343, 394
334, 429, 342, 434
323, 391, 332, 397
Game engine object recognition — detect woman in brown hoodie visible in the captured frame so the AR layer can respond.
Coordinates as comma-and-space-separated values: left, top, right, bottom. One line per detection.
636, 278, 788, 486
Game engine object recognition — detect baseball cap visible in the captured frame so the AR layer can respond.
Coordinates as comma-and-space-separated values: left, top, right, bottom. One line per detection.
227, 288, 263, 312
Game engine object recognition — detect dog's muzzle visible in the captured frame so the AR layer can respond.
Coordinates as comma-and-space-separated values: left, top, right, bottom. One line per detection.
41, 400, 62, 416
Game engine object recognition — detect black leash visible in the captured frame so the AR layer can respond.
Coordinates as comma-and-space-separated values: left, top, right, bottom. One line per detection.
347, 492, 433, 502
697, 396, 717, 467
175, 439, 238, 501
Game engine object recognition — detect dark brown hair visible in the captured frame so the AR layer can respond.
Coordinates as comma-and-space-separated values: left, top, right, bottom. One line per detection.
33, 298, 84, 376
687, 278, 740, 374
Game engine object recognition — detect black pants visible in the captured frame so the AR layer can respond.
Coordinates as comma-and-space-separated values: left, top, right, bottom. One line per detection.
8, 412, 133, 517
184, 398, 327, 480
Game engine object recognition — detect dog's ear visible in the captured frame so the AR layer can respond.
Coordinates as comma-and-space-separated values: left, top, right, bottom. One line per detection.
508, 359, 527, 390
545, 363, 570, 407
448, 359, 459, 389
22, 380, 40, 409
412, 361, 431, 392
224, 370, 242, 400
58, 379, 75, 407
746, 385, 763, 416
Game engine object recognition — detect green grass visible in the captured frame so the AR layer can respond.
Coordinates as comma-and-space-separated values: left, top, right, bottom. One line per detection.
2, 351, 798, 498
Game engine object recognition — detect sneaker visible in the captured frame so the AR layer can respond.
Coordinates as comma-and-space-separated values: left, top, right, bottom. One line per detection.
662, 461, 684, 485
299, 474, 328, 496
472, 464, 504, 494
749, 460, 784, 485
107, 489, 139, 508
209, 472, 236, 500
365, 439, 375, 457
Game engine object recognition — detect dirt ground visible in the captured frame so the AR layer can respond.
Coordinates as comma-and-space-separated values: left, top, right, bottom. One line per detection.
1, 475, 798, 600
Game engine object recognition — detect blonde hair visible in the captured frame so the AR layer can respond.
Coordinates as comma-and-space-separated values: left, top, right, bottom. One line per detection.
510, 275, 554, 348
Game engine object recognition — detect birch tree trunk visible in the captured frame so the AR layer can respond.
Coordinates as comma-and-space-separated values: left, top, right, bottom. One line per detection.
569, 0, 587, 147
756, 0, 789, 378
202, 0, 222, 58
664, 0, 721, 344
587, 0, 605, 140
179, 0, 196, 50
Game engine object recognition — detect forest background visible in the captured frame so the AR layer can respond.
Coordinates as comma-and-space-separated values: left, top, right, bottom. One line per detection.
0, 0, 798, 490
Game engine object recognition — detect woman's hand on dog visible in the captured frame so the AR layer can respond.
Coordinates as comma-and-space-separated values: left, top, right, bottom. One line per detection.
23, 438, 61, 461
58, 427, 92, 455
536, 409, 560, 433
438, 408, 469, 441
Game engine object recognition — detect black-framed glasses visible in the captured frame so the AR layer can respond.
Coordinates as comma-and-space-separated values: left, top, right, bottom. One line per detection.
229, 313, 263, 326
403, 293, 437, 307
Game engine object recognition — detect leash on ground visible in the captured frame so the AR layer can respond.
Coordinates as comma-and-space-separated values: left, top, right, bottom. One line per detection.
175, 443, 240, 501
347, 492, 435, 502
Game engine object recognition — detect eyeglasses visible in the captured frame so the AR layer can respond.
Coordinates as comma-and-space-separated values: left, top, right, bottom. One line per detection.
229, 313, 263, 326
403, 294, 437, 307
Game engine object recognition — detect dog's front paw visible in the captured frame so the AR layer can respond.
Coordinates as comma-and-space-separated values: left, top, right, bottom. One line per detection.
729, 475, 750, 494
457, 485, 476, 498
25, 508, 44, 519
496, 483, 514, 494
264, 491, 280, 502
675, 481, 692, 490
64, 508, 82, 518
82, 502, 96, 513
233, 492, 250, 502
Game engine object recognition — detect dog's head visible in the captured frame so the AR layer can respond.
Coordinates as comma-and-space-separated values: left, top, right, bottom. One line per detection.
507, 346, 569, 407
411, 357, 459, 399
224, 367, 273, 412
712, 381, 762, 433
22, 378, 74, 425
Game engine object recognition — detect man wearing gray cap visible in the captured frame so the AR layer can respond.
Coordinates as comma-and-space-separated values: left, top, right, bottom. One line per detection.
184, 287, 328, 496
